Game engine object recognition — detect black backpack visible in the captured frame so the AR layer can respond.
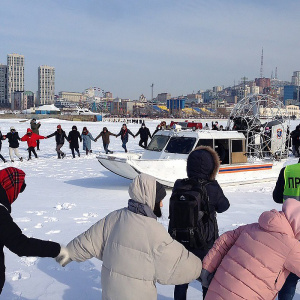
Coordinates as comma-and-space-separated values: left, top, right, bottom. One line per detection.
168, 178, 217, 250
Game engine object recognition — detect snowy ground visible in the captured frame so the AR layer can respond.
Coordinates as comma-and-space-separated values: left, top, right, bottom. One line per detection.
0, 117, 299, 299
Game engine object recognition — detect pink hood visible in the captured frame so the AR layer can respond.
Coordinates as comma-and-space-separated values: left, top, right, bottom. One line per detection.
282, 198, 300, 239
258, 209, 294, 238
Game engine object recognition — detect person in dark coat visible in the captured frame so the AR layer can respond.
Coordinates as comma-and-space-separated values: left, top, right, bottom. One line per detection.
94, 127, 116, 154
116, 124, 135, 153
6, 127, 23, 162
67, 125, 82, 158
291, 125, 300, 157
170, 146, 230, 300
135, 122, 152, 149
47, 125, 68, 159
0, 167, 61, 294
0, 128, 7, 163
30, 118, 41, 150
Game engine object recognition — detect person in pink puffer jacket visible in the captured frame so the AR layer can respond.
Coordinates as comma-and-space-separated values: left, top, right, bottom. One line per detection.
201, 198, 300, 300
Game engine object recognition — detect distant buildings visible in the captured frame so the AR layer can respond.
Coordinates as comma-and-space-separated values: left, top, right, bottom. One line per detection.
38, 65, 55, 105
7, 54, 24, 109
0, 64, 7, 105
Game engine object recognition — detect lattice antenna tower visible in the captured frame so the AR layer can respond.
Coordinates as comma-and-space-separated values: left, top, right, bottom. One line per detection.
260, 47, 264, 78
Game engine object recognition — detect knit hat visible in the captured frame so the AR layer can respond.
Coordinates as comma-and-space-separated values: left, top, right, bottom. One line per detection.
10, 126, 15, 131
72, 125, 77, 130
155, 181, 166, 203
57, 125, 62, 129
27, 128, 33, 133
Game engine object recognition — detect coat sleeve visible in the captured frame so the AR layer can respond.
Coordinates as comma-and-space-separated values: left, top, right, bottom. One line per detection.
0, 208, 60, 258
284, 242, 300, 277
66, 217, 107, 262
153, 235, 202, 285
214, 182, 230, 213
273, 168, 285, 204
47, 132, 56, 138
128, 129, 135, 137
202, 225, 245, 273
95, 133, 102, 140
20, 135, 27, 142
89, 133, 95, 141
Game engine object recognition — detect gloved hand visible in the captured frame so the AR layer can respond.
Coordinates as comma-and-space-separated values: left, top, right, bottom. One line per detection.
199, 269, 214, 288
55, 246, 72, 267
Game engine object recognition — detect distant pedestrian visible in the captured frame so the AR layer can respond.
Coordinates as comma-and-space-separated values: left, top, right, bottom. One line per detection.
81, 127, 95, 155
30, 118, 41, 150
20, 128, 46, 160
0, 128, 7, 163
153, 125, 162, 136
6, 127, 23, 162
135, 122, 152, 149
68, 126, 82, 158
116, 124, 135, 153
94, 127, 116, 154
203, 123, 210, 130
47, 125, 68, 159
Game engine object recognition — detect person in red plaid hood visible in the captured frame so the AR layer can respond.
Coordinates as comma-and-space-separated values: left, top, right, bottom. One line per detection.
0, 167, 61, 294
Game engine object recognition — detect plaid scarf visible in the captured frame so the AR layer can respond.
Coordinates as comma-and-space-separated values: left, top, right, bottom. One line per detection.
0, 167, 25, 204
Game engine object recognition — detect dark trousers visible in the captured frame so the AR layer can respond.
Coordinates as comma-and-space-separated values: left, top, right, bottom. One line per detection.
278, 273, 299, 300
174, 283, 207, 300
103, 143, 112, 154
28, 147, 37, 159
139, 139, 148, 149
122, 140, 128, 152
0, 153, 5, 162
71, 147, 80, 158
37, 139, 40, 150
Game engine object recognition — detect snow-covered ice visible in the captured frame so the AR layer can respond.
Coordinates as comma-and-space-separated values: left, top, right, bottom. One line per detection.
0, 117, 299, 299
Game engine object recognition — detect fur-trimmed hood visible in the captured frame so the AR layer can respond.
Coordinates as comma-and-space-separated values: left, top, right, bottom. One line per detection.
186, 146, 220, 180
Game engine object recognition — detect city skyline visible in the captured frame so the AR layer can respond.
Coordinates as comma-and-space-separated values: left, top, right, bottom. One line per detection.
1, 0, 300, 100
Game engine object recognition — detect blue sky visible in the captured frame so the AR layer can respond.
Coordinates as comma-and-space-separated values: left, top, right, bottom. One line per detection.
1, 0, 299, 100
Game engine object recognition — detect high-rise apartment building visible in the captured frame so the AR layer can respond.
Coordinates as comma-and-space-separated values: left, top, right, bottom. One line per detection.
0, 64, 7, 105
7, 54, 24, 108
38, 65, 55, 105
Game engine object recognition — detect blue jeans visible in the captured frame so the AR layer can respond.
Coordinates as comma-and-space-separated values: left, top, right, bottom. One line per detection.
278, 273, 299, 300
174, 283, 207, 300
122, 141, 127, 152
103, 143, 112, 154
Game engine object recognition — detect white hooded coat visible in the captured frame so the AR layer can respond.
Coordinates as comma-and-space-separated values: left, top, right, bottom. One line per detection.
66, 174, 202, 300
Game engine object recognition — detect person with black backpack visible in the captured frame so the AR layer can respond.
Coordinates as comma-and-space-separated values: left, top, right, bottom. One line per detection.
168, 146, 230, 300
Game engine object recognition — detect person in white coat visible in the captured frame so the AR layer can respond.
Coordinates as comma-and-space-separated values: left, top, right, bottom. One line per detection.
56, 173, 202, 300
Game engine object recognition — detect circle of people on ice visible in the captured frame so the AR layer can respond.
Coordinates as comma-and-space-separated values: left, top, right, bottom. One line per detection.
0, 118, 155, 162
0, 128, 299, 299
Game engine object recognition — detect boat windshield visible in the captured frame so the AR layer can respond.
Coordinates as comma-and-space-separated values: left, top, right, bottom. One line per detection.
165, 137, 197, 154
147, 135, 170, 152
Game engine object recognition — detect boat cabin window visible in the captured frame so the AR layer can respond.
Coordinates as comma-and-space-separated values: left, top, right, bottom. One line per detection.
165, 137, 196, 154
147, 135, 170, 152
232, 140, 243, 152
215, 139, 229, 164
196, 139, 213, 148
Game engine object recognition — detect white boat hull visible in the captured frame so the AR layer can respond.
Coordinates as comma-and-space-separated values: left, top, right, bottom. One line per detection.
97, 153, 285, 187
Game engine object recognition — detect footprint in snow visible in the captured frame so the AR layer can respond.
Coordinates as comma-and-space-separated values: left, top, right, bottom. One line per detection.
14, 217, 31, 223
20, 257, 38, 266
34, 223, 43, 228
43, 216, 58, 222
9, 270, 30, 281
46, 230, 60, 235
55, 203, 76, 210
